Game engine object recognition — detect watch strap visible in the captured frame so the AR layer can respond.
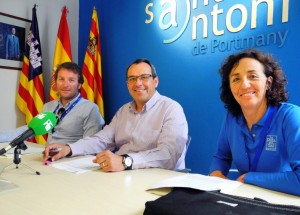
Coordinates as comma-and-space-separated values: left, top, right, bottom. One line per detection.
122, 154, 133, 170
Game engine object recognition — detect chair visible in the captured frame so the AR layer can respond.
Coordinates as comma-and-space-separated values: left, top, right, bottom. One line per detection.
175, 135, 191, 173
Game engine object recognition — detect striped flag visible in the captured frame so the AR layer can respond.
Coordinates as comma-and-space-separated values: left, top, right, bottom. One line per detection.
81, 7, 104, 118
16, 5, 45, 143
49, 6, 72, 100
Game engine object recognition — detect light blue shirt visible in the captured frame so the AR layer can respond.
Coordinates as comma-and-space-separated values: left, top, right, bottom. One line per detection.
69, 91, 189, 170
210, 103, 300, 196
6, 34, 20, 59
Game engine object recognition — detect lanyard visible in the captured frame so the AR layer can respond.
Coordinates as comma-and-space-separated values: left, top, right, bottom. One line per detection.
247, 105, 278, 172
53, 95, 82, 124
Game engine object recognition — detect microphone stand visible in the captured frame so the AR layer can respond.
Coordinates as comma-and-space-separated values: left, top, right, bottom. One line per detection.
0, 142, 40, 176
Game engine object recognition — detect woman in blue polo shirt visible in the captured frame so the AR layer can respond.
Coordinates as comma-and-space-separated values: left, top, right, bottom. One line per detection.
209, 49, 300, 196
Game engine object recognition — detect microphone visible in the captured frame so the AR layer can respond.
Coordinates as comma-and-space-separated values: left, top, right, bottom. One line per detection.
0, 112, 57, 155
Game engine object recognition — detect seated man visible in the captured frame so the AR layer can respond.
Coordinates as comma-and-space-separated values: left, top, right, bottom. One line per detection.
44, 58, 188, 172
0, 62, 105, 144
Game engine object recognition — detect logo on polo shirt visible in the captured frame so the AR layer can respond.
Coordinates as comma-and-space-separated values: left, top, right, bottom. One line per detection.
265, 135, 277, 151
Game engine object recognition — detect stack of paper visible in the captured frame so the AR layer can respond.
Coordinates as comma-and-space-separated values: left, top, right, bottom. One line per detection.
50, 156, 99, 174
147, 174, 242, 195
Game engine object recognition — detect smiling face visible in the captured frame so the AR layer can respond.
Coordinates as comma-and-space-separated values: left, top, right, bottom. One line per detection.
56, 68, 82, 106
126, 62, 158, 112
229, 57, 272, 114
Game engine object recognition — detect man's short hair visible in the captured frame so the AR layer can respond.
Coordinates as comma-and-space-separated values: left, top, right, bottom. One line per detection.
126, 58, 157, 79
54, 62, 84, 84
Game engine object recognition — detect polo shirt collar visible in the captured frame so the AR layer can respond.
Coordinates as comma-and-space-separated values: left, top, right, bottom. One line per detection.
237, 105, 273, 127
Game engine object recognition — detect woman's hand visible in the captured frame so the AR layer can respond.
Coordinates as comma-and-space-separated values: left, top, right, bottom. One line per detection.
209, 170, 228, 179
237, 174, 246, 183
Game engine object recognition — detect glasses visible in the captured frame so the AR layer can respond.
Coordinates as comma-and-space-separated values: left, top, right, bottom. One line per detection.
56, 107, 66, 125
126, 74, 153, 84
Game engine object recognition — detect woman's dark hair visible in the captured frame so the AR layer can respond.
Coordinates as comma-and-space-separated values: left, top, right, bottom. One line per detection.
219, 49, 288, 116
55, 62, 84, 84
126, 58, 157, 79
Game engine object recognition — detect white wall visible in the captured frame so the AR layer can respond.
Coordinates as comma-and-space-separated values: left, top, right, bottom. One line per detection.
0, 0, 79, 130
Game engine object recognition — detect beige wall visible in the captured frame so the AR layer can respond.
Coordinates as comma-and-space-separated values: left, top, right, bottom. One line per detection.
0, 0, 79, 130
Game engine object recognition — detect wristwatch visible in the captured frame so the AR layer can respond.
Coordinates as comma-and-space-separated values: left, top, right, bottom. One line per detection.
122, 154, 133, 170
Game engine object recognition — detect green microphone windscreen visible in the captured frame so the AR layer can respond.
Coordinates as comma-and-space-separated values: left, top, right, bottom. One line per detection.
28, 112, 58, 136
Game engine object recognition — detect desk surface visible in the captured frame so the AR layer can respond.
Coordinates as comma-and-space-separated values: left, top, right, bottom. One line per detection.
0, 143, 300, 215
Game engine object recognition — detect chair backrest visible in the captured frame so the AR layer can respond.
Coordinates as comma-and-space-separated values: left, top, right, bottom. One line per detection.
174, 135, 191, 172
186, 135, 191, 152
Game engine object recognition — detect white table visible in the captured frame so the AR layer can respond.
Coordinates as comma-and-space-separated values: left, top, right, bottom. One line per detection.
0, 145, 184, 215
0, 143, 299, 215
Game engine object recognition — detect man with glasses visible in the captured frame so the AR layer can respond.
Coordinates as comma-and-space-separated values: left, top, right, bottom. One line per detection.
0, 62, 105, 145
44, 58, 188, 172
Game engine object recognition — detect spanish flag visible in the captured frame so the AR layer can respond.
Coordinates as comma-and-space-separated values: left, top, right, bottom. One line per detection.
16, 5, 45, 143
81, 7, 104, 118
49, 6, 72, 100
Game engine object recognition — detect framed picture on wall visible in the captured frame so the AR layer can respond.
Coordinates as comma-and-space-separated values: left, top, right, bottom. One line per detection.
0, 12, 31, 70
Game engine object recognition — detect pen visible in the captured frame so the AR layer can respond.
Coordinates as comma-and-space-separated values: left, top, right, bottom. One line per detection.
44, 148, 62, 165
49, 148, 62, 156
44, 157, 52, 166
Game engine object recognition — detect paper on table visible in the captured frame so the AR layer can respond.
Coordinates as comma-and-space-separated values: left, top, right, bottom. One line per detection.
147, 173, 242, 195
50, 156, 100, 174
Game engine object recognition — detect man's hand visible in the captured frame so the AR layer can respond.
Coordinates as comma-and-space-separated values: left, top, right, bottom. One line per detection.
93, 150, 124, 172
43, 143, 71, 163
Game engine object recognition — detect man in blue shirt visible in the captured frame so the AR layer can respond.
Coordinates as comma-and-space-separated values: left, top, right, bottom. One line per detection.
6, 27, 20, 60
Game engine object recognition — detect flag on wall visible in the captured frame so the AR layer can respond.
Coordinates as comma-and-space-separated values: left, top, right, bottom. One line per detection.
16, 4, 45, 143
49, 6, 72, 100
81, 7, 104, 118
